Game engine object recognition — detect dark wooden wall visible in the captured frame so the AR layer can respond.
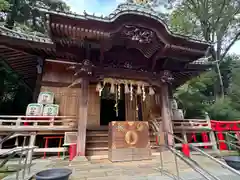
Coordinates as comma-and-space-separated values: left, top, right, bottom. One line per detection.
41, 61, 161, 126
41, 61, 100, 127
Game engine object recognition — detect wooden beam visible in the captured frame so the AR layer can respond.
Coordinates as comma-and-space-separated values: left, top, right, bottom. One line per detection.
33, 70, 43, 102
0, 126, 76, 131
151, 45, 169, 71
77, 78, 89, 156
175, 142, 214, 148
161, 83, 174, 146
100, 41, 104, 65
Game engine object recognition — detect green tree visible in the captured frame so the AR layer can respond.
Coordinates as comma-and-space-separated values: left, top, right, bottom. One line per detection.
169, 0, 240, 98
174, 55, 240, 120
0, 0, 70, 114
0, 0, 9, 11
4, 0, 70, 32
0, 61, 31, 115
174, 71, 216, 118
227, 55, 240, 110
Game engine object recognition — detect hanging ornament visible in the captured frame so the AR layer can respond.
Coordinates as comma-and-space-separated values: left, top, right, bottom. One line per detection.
136, 100, 139, 121
96, 82, 103, 96
124, 84, 130, 94
118, 84, 121, 99
130, 83, 133, 101
142, 84, 146, 101
110, 82, 115, 94
137, 84, 141, 95
149, 87, 155, 96
115, 88, 118, 117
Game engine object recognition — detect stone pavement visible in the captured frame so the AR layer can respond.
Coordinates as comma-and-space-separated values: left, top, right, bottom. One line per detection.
2, 159, 51, 180
46, 151, 239, 180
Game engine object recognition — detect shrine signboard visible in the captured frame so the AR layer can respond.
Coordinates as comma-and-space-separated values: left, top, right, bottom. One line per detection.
108, 121, 151, 162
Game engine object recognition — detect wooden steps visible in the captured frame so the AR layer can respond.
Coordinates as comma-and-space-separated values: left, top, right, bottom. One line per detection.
85, 127, 159, 157
86, 128, 108, 156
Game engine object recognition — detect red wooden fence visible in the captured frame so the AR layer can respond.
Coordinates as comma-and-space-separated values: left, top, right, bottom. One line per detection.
211, 120, 240, 150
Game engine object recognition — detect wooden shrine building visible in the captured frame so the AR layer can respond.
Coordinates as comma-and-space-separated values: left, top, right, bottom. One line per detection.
0, 3, 212, 158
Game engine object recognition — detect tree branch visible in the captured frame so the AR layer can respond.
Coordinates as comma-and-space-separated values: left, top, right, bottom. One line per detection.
221, 31, 240, 59
212, 0, 226, 29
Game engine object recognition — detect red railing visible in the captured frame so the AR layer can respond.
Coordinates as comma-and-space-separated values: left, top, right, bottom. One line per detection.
211, 120, 240, 150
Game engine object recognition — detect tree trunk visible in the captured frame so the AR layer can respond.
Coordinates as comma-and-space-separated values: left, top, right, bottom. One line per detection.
215, 62, 224, 99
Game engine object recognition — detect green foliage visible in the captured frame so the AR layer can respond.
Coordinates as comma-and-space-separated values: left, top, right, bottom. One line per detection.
169, 6, 202, 38
169, 0, 240, 60
167, 0, 240, 120
174, 55, 240, 120
174, 71, 216, 118
0, 0, 70, 114
0, 61, 31, 115
3, 0, 70, 32
0, 0, 10, 11
208, 98, 240, 121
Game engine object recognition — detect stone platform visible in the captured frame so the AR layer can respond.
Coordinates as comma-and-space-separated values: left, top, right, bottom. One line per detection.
45, 151, 239, 180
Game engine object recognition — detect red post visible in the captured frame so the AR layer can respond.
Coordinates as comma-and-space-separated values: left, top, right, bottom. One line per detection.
43, 137, 49, 159
156, 135, 159, 145
182, 144, 190, 157
24, 117, 29, 126
69, 143, 77, 161
215, 122, 227, 150
201, 132, 209, 149
191, 133, 197, 142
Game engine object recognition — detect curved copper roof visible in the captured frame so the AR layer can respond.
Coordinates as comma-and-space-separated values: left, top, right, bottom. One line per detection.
0, 3, 213, 89
40, 3, 211, 47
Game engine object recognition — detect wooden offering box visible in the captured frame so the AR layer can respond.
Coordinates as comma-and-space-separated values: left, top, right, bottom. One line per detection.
108, 121, 151, 162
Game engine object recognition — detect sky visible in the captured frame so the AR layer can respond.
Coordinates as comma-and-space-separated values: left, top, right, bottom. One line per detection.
63, 0, 240, 55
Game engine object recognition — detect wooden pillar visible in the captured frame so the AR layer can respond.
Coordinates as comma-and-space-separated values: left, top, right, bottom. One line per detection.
125, 94, 137, 121
205, 113, 218, 151
33, 58, 43, 102
161, 83, 174, 146
77, 78, 89, 156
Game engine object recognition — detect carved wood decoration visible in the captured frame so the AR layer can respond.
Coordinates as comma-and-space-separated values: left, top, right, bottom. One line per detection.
160, 70, 174, 83
108, 121, 151, 162
67, 59, 95, 87
103, 47, 151, 71
67, 59, 95, 76
122, 25, 153, 44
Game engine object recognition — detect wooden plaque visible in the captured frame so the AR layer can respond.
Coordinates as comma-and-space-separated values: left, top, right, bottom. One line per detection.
108, 121, 151, 162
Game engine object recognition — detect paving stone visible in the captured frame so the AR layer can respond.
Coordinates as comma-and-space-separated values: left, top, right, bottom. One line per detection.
73, 171, 107, 178
86, 175, 126, 180
5, 153, 238, 180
